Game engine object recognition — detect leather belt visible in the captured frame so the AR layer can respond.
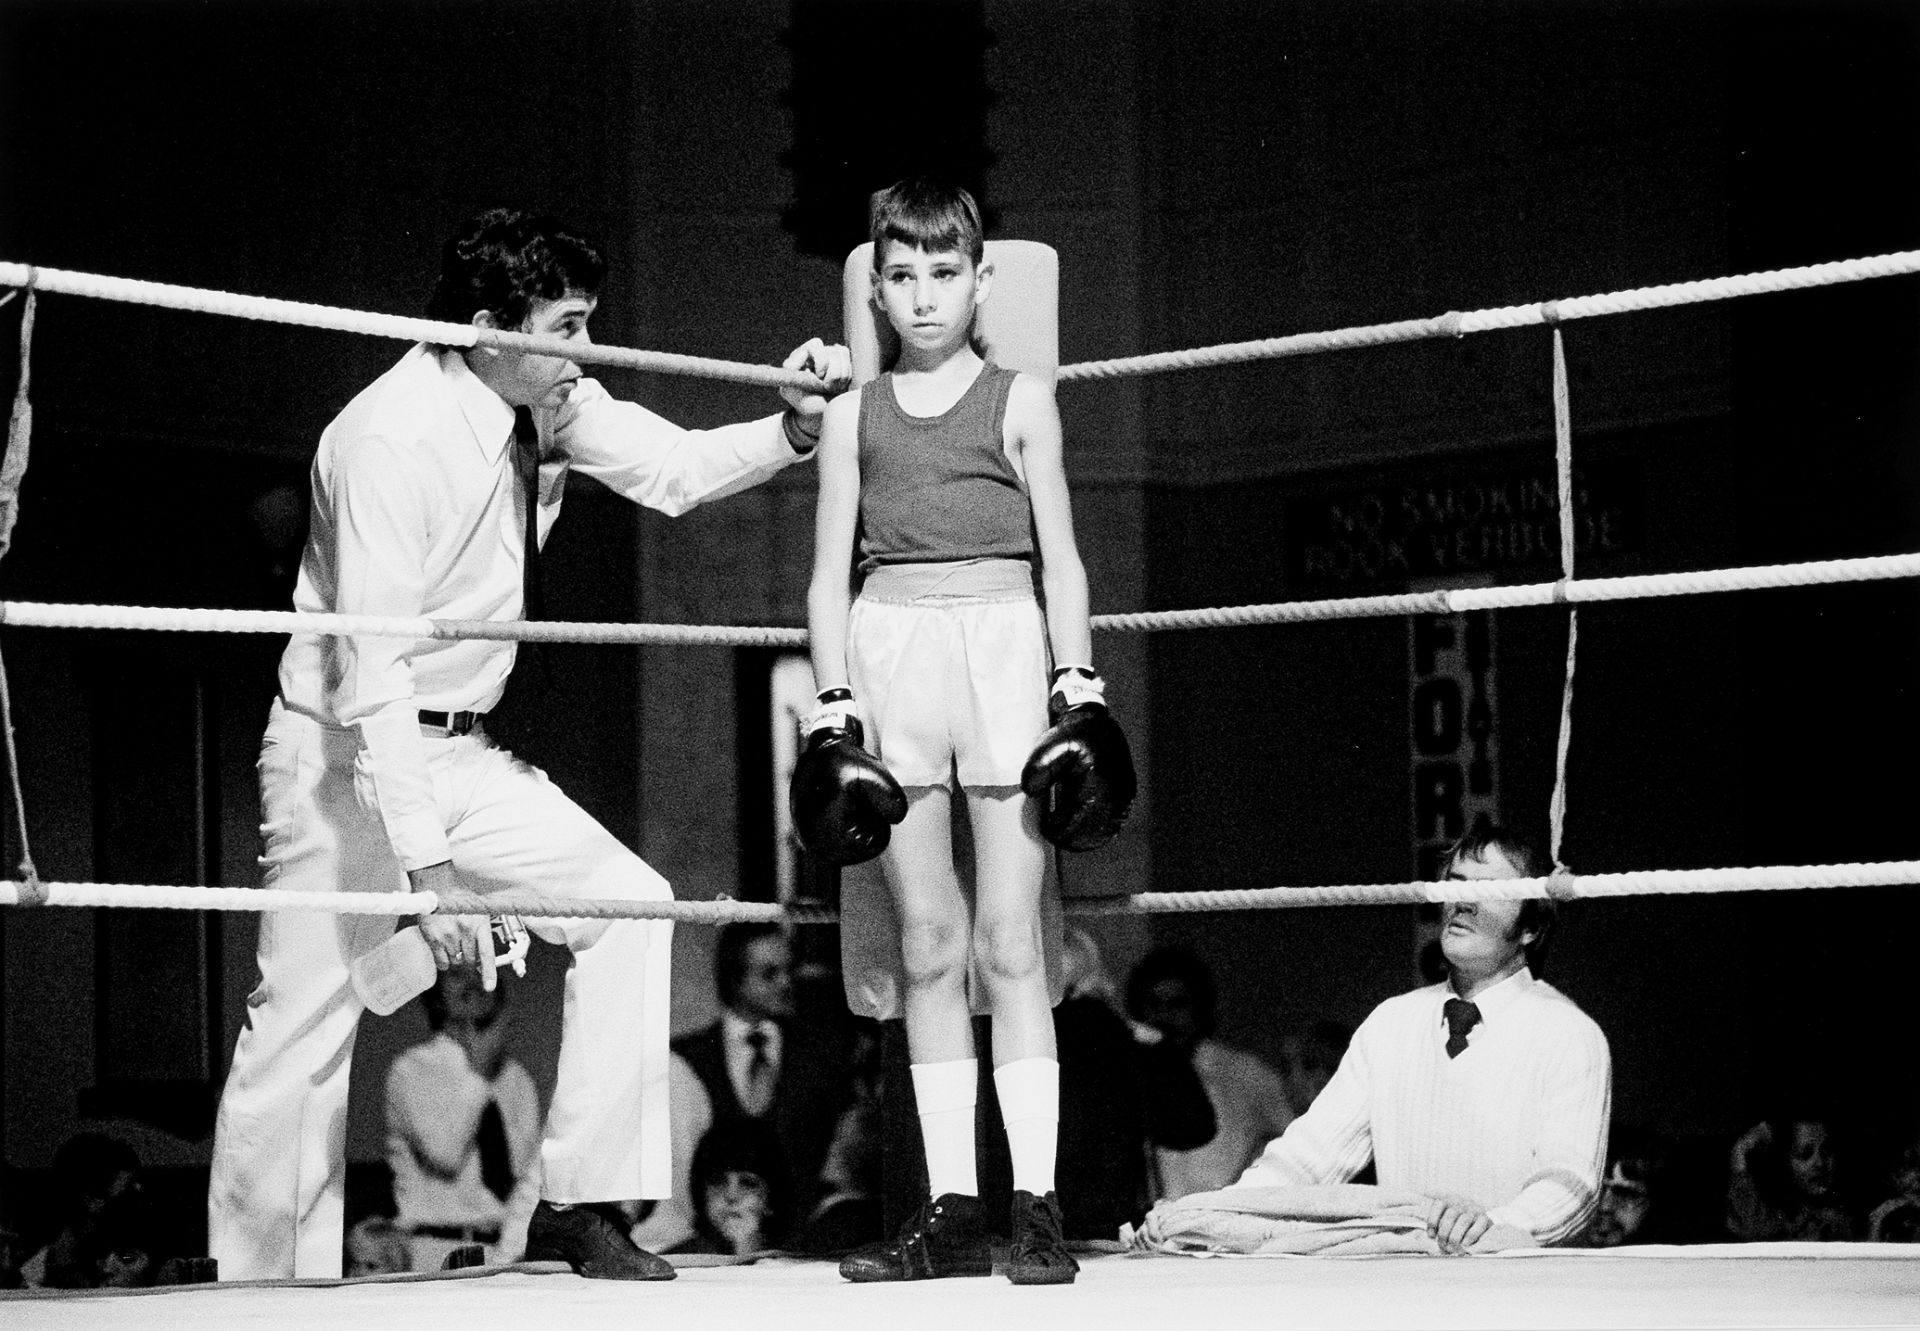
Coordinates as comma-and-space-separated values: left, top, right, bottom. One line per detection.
419, 709, 484, 736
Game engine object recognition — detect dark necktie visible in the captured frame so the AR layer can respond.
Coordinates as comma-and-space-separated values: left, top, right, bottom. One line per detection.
476, 1100, 515, 1201
1443, 998, 1482, 1059
743, 1027, 775, 1117
487, 409, 547, 749
512, 406, 545, 623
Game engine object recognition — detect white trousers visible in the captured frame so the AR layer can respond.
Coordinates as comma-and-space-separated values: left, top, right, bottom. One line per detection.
209, 699, 674, 1279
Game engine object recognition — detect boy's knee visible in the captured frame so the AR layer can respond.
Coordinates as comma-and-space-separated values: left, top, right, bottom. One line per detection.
973, 916, 1042, 984
899, 917, 968, 987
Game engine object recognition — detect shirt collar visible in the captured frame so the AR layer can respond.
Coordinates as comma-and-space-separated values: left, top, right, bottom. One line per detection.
439, 346, 517, 464
1442, 965, 1535, 1025
722, 1009, 777, 1044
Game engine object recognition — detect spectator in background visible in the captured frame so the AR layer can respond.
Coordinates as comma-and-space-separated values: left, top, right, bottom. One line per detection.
1581, 1127, 1677, 1247
65, 1191, 161, 1289
16, 1132, 143, 1288
636, 923, 847, 1253
1726, 1114, 1855, 1241
1871, 1199, 1920, 1243
1280, 1020, 1354, 1115
386, 966, 543, 1271
1867, 1130, 1920, 1242
344, 1215, 412, 1276
1128, 944, 1294, 1201
1056, 928, 1219, 1235
670, 1121, 792, 1257
797, 1019, 886, 1254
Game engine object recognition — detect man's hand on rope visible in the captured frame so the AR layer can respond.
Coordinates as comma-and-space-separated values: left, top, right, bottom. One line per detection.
777, 338, 853, 421
408, 860, 497, 991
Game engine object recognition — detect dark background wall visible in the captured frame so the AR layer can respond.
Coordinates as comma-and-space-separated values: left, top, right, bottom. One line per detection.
0, 0, 1917, 1204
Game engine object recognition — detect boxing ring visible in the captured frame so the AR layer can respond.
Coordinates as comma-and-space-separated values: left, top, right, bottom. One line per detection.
6, 1245, 1920, 1329
5, 250, 1920, 1326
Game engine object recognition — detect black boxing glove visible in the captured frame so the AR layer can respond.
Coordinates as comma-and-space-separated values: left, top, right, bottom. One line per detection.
789, 688, 908, 867
1020, 665, 1137, 852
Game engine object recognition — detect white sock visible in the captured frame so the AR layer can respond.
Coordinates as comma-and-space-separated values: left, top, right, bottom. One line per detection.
994, 1057, 1060, 1196
911, 1059, 979, 1198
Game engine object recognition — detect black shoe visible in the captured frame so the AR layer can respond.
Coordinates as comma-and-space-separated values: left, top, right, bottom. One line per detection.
1006, 1190, 1078, 1285
839, 1193, 992, 1282
525, 1200, 676, 1281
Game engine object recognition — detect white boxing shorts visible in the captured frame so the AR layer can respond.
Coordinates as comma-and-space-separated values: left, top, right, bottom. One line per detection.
847, 558, 1050, 789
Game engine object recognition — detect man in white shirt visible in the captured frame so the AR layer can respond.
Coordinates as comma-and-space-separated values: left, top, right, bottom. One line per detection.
1224, 829, 1611, 1250
208, 208, 850, 1281
386, 967, 542, 1272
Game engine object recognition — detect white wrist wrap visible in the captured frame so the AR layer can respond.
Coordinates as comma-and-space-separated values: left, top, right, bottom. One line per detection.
1050, 667, 1105, 711
803, 696, 861, 735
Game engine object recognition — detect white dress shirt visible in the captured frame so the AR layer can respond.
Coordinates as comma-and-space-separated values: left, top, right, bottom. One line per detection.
276, 344, 802, 869
385, 1032, 543, 1246
722, 1010, 783, 1117
1232, 969, 1610, 1244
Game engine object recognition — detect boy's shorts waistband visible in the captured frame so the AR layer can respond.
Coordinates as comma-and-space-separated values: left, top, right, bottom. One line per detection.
858, 558, 1036, 603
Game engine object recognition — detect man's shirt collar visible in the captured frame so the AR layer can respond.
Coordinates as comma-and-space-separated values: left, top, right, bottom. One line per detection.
1443, 964, 1535, 1026
722, 1009, 777, 1044
439, 346, 516, 463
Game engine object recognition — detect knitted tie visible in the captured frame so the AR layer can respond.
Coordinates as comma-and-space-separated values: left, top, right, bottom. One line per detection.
1442, 997, 1482, 1059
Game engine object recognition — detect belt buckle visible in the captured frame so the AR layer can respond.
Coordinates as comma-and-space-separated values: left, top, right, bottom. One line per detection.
421, 709, 476, 737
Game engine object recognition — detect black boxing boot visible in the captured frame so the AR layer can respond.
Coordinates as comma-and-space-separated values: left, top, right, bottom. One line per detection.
839, 1193, 991, 1282
1006, 1189, 1078, 1285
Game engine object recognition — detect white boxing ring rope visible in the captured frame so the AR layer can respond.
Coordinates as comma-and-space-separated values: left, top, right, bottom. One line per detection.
4, 548, 1920, 643
8, 861, 1920, 924
0, 262, 823, 392
4, 249, 1920, 924
11, 247, 1920, 386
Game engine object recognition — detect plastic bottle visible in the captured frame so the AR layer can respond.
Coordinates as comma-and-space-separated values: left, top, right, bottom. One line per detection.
350, 926, 438, 1016
350, 916, 532, 1016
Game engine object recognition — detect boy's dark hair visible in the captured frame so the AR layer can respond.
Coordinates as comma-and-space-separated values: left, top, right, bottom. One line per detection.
868, 178, 985, 269
1439, 825, 1558, 976
426, 207, 606, 331
715, 922, 785, 1009
1125, 944, 1218, 1041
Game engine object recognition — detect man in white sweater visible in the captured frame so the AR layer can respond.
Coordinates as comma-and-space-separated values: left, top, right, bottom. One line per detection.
1229, 829, 1610, 1251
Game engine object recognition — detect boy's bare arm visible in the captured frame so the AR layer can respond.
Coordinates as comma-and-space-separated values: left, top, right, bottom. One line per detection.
805, 389, 865, 690
1011, 375, 1092, 665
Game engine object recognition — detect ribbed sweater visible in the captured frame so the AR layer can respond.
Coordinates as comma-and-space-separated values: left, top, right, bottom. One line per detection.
1232, 968, 1610, 1244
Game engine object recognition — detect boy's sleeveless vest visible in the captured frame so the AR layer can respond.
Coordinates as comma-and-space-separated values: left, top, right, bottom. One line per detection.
856, 362, 1033, 574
